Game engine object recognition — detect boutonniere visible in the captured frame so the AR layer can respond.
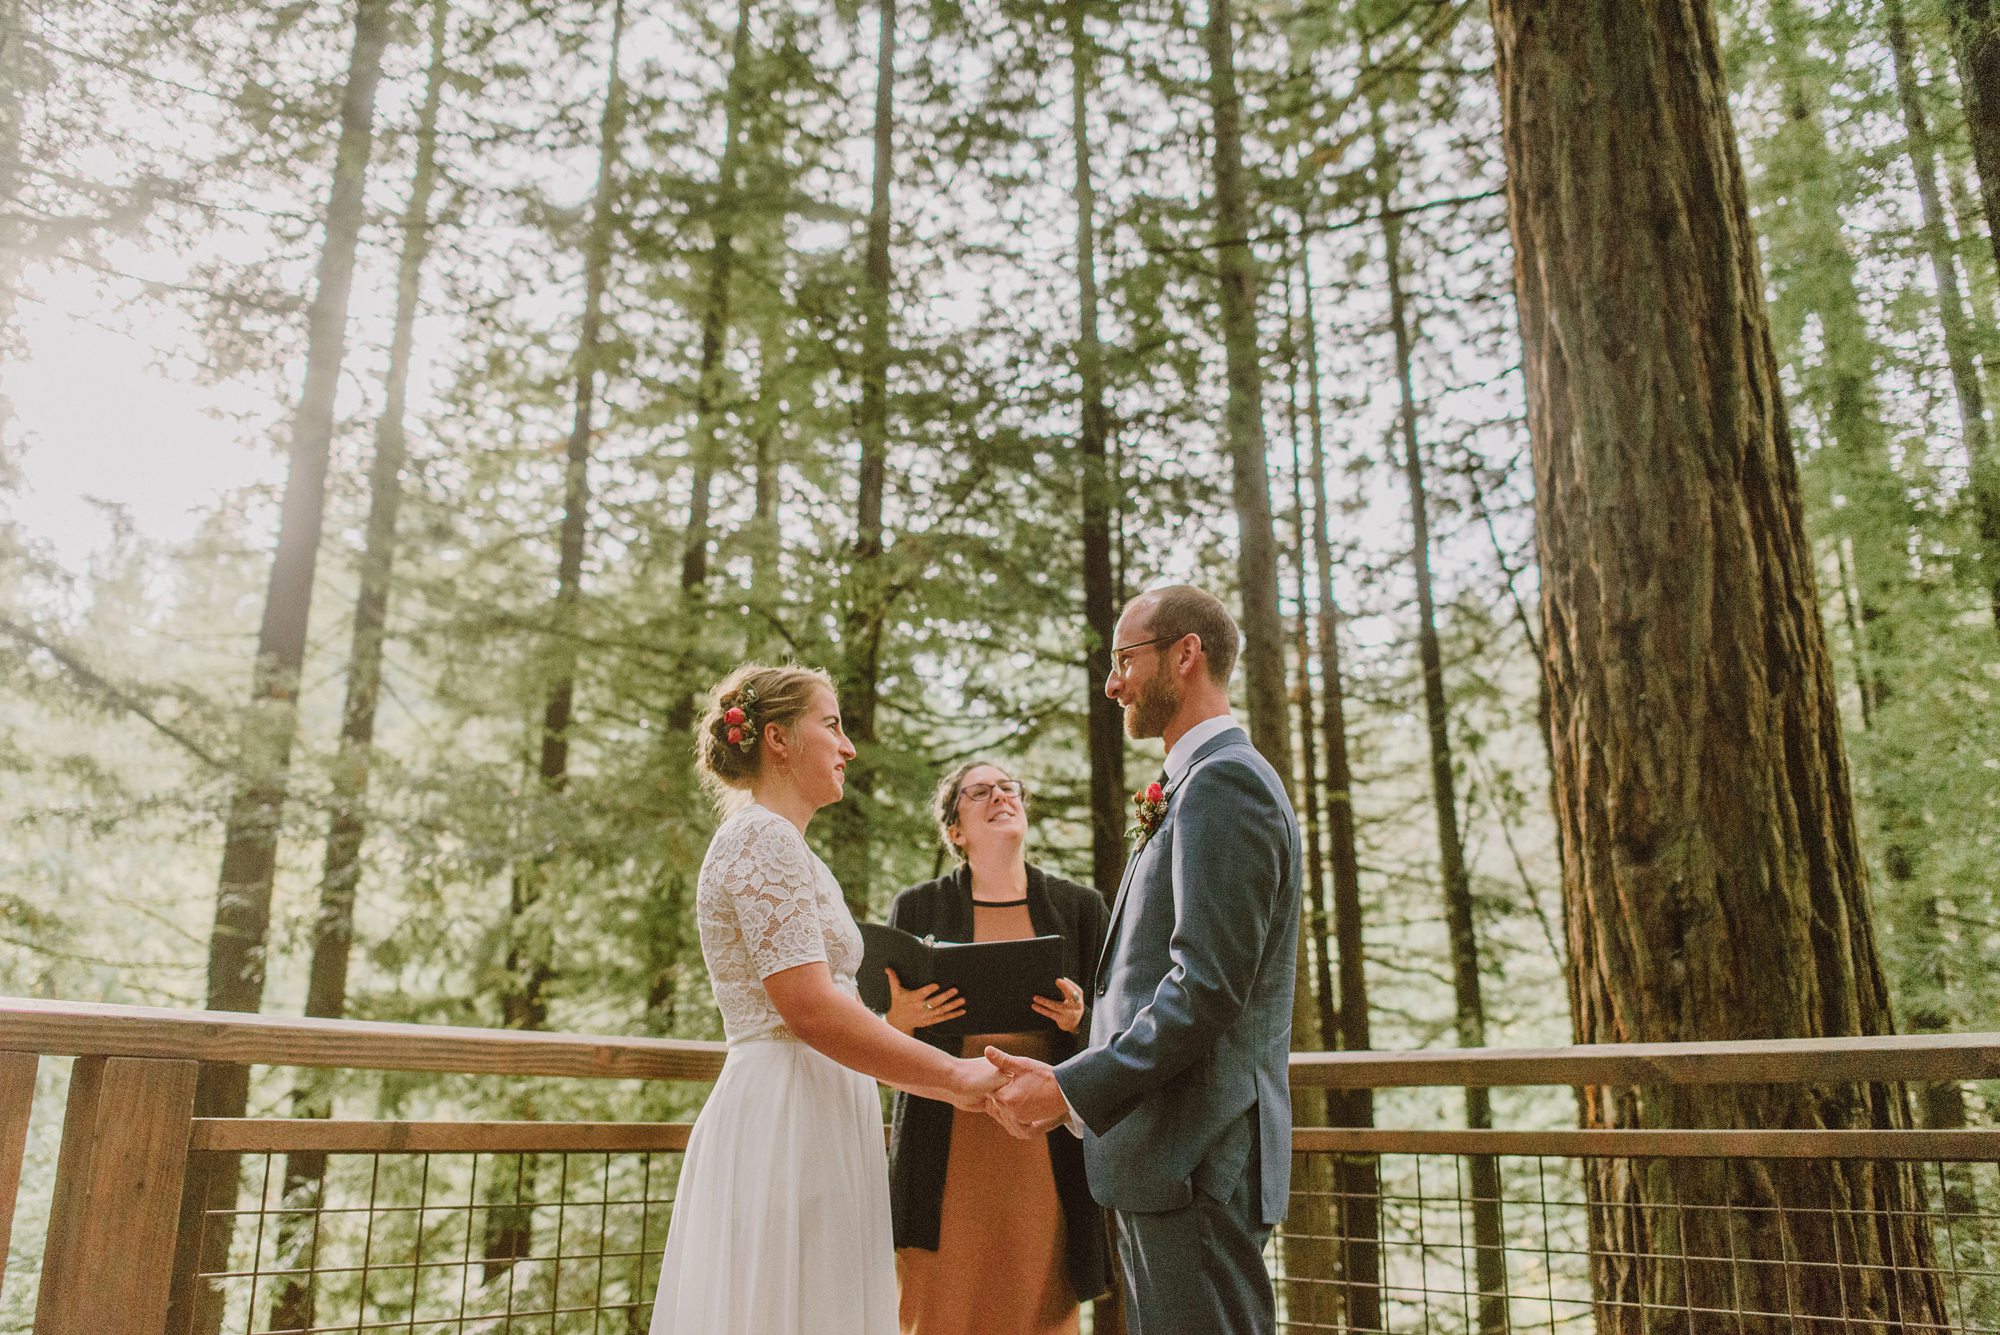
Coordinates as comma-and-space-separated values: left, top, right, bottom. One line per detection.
1131, 781, 1168, 847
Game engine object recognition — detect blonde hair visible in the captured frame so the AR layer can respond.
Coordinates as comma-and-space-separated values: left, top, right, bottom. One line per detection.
931, 759, 1026, 860
694, 663, 837, 800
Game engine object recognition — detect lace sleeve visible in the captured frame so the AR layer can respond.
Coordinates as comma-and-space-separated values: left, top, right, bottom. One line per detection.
716, 812, 830, 980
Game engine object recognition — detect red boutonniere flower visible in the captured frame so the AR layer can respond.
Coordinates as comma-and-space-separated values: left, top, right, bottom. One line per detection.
1132, 781, 1168, 847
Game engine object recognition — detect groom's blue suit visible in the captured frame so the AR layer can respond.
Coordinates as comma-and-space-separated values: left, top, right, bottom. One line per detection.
1055, 723, 1300, 1334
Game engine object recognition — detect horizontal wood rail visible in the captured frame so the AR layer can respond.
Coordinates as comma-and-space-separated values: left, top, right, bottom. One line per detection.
188, 1119, 2000, 1162
189, 1118, 696, 1154
1290, 1126, 2000, 1161
0, 997, 727, 1081
6, 997, 2000, 1088
1287, 1030, 2000, 1088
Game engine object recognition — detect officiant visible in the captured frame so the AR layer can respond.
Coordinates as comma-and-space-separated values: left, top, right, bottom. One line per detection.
883, 761, 1111, 1335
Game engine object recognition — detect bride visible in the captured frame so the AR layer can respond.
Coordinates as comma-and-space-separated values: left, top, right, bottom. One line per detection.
650, 663, 1008, 1334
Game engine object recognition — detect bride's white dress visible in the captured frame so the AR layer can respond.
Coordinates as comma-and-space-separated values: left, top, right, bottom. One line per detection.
649, 803, 896, 1335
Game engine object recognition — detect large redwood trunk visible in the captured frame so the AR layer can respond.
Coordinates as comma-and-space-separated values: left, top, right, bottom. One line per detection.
1487, 3, 1947, 1330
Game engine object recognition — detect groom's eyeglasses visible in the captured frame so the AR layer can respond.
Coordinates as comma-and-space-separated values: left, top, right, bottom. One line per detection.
1110, 631, 1187, 676
958, 780, 1025, 805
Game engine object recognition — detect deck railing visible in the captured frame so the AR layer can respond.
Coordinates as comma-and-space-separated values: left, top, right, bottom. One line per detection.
2, 997, 1997, 1334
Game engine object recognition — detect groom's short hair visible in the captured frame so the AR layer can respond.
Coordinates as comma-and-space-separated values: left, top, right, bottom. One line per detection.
1134, 585, 1239, 686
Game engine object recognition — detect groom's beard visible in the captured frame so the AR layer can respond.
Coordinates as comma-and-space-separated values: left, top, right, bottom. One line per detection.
1124, 673, 1178, 739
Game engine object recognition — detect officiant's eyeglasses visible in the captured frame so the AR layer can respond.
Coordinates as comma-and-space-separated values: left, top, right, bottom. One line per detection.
1110, 631, 1188, 675
958, 780, 1025, 805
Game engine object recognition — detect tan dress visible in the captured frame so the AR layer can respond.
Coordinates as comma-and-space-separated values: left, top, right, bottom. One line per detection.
895, 900, 1080, 1335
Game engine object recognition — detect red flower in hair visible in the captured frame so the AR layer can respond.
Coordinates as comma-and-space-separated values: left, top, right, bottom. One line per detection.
723, 706, 746, 725
726, 726, 744, 745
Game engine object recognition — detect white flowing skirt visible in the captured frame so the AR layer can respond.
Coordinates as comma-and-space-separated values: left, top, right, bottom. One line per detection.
649, 1036, 896, 1335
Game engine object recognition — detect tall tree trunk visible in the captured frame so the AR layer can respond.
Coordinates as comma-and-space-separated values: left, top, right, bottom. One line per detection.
1378, 153, 1507, 1334
488, 0, 626, 1275
1487, 4, 1947, 1330
1202, 14, 1331, 1315
1947, 0, 2000, 274
169, 5, 391, 1332
1276, 260, 1344, 1335
746, 306, 784, 652
1202, 0, 1290, 773
1280, 261, 1337, 1057
1888, 0, 2000, 629
1764, 0, 1909, 705
267, 2, 450, 1326
670, 0, 756, 730
1066, 0, 1125, 899
1299, 240, 1381, 1332
829, 0, 895, 908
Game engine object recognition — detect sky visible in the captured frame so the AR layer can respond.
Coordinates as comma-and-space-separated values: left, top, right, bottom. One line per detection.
7, 266, 283, 576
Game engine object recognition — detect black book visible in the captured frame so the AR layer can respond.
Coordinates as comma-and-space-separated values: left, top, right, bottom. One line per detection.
856, 922, 1064, 1035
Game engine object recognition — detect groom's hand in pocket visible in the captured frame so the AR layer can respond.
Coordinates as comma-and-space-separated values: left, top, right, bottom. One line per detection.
984, 1048, 1071, 1138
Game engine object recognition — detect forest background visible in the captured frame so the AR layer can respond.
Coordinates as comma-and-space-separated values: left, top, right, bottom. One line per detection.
2, 0, 1998, 1318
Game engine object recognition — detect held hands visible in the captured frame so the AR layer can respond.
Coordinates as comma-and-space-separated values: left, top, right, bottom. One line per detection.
1030, 977, 1086, 1034
885, 967, 965, 1035
945, 1054, 1010, 1111
982, 1047, 1073, 1138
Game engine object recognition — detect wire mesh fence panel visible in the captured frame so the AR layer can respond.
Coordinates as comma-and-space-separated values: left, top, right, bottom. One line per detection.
182, 1149, 682, 1335
1275, 1151, 2000, 1335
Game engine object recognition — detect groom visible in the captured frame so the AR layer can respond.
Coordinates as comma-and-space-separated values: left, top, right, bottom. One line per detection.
987, 585, 1300, 1334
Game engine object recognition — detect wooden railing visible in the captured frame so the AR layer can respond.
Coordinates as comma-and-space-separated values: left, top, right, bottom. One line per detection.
4, 997, 1999, 1334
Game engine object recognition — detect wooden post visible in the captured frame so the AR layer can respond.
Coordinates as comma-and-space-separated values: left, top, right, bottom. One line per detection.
35, 1055, 198, 1335
0, 1051, 37, 1303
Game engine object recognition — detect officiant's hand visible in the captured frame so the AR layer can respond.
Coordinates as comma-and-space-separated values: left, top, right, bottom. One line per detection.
885, 968, 964, 1035
1030, 977, 1086, 1034
983, 1047, 1072, 1138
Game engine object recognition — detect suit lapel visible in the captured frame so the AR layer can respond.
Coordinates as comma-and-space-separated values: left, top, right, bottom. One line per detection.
1093, 844, 1145, 983
1091, 726, 1249, 986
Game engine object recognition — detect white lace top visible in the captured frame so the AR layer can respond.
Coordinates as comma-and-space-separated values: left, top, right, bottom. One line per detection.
696, 803, 864, 1043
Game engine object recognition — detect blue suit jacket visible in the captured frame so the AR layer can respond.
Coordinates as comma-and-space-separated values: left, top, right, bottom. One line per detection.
1054, 725, 1301, 1225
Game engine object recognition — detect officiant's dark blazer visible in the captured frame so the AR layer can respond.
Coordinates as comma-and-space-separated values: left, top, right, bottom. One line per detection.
1056, 724, 1300, 1227
884, 861, 1111, 1304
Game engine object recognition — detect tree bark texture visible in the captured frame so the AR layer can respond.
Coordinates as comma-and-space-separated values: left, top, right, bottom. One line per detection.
829, 0, 896, 909
171, 7, 391, 1332
1202, 0, 1290, 776
1380, 167, 1506, 1334
1887, 0, 2000, 630
268, 4, 450, 1324
1487, 4, 1945, 1330
1067, 0, 1126, 900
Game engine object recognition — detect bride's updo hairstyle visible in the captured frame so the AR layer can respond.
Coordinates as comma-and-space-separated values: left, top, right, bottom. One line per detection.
695, 662, 837, 798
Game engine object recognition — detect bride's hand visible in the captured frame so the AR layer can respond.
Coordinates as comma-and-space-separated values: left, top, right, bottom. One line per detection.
943, 1055, 1008, 1111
